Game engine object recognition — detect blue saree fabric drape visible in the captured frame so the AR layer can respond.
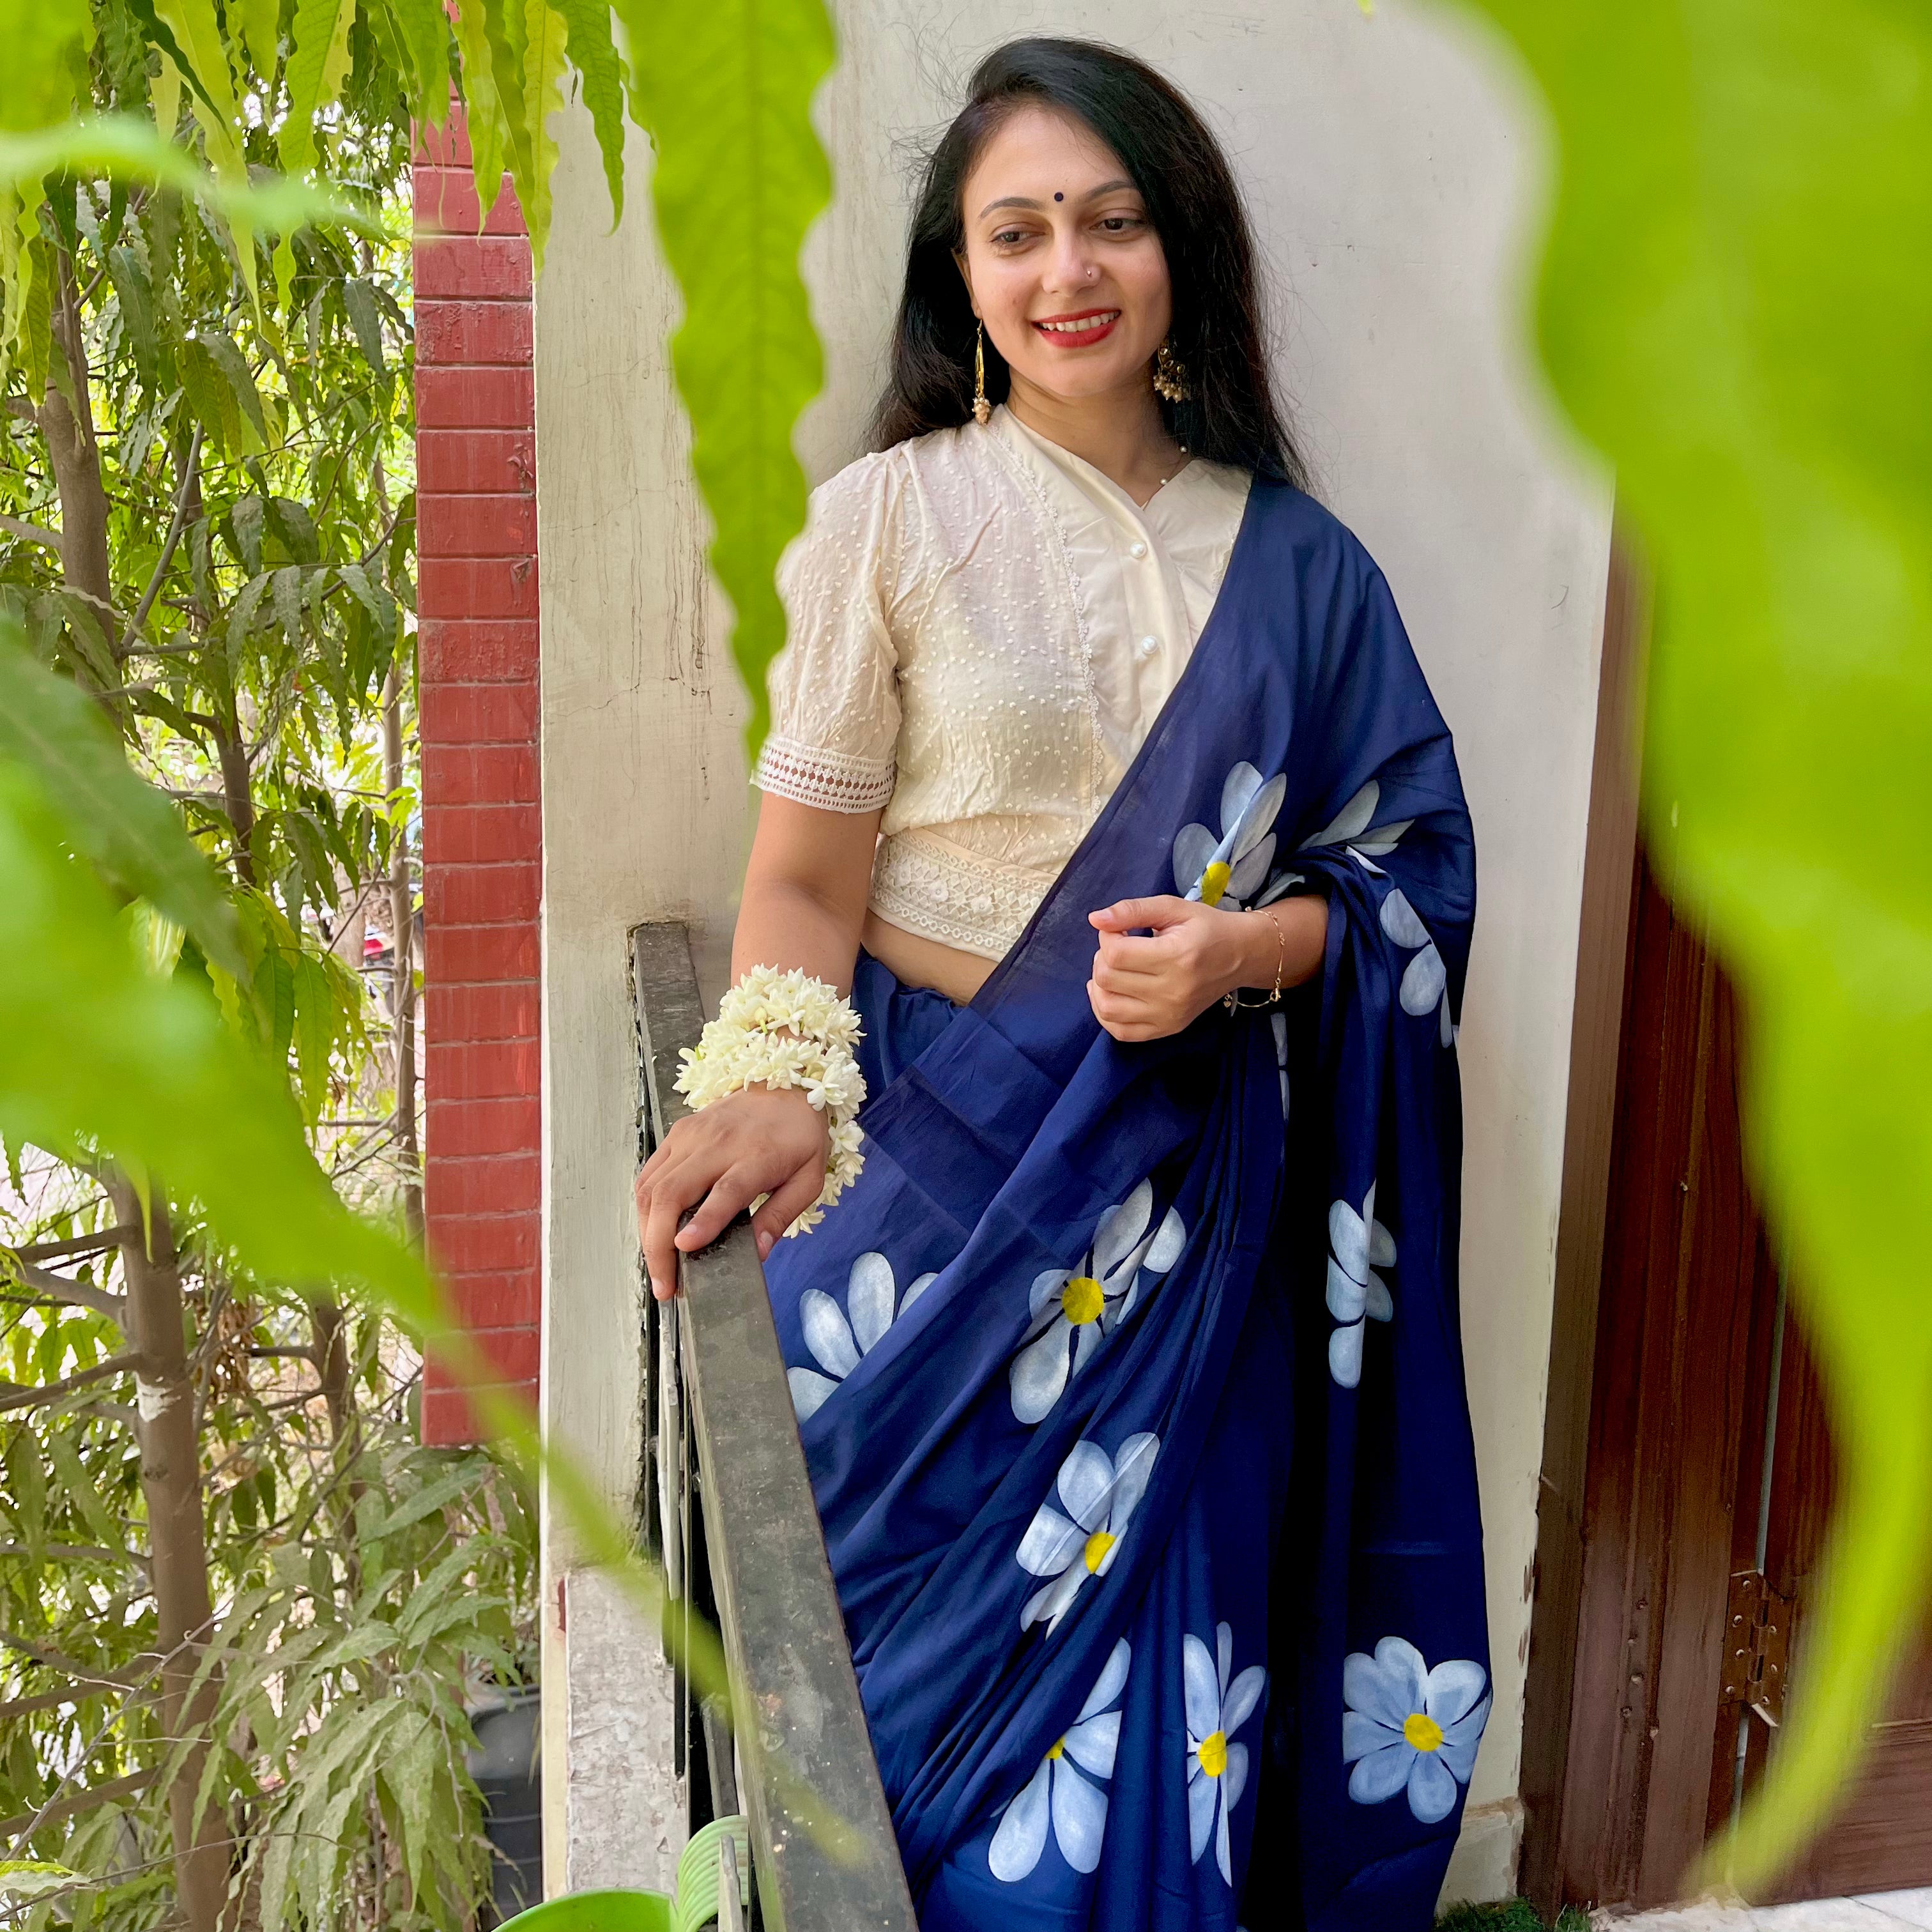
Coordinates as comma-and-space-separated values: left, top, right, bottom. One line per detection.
764, 477, 1487, 1930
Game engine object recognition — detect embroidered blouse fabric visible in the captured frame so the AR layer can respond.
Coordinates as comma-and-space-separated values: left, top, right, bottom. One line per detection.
753, 404, 1252, 960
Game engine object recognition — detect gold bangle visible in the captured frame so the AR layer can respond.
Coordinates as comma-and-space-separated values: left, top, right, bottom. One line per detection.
1222, 907, 1287, 1013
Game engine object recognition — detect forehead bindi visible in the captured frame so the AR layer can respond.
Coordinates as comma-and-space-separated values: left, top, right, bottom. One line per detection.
965, 106, 1136, 220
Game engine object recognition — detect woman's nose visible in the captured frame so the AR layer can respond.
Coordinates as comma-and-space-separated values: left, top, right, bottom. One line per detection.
1042, 228, 1099, 293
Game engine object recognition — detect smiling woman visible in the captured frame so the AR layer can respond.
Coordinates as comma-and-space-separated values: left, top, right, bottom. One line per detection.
633, 36, 1485, 1932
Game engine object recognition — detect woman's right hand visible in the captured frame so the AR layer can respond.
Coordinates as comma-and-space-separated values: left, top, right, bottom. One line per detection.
634, 1084, 831, 1300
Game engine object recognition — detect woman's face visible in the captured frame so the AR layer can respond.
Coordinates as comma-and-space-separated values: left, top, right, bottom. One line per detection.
956, 105, 1171, 408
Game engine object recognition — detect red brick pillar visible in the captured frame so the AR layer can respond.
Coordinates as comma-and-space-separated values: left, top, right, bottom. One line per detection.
412, 119, 542, 1445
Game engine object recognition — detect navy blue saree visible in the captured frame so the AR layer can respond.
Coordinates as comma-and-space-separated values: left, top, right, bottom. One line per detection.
764, 477, 1487, 1929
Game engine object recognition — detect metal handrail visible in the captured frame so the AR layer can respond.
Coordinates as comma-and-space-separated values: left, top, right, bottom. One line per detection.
632, 921, 918, 1932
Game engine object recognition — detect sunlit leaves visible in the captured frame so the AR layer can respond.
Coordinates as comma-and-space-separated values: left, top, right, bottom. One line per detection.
1460, 0, 1932, 1886
618, 0, 837, 758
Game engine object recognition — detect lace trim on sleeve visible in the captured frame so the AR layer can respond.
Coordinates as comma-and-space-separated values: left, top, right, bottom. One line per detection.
753, 735, 897, 813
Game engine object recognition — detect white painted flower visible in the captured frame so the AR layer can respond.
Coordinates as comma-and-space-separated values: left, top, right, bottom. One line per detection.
787, 1251, 938, 1421
1174, 763, 1288, 909
1184, 1622, 1268, 1885
1342, 1637, 1491, 1825
1271, 1011, 1290, 1120
1326, 1184, 1395, 1389
1016, 1434, 1159, 1635
1298, 779, 1414, 877
988, 1639, 1131, 1882
1010, 1183, 1186, 1424
1379, 888, 1454, 1047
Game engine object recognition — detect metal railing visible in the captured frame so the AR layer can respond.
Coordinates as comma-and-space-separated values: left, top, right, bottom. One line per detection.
632, 921, 919, 1932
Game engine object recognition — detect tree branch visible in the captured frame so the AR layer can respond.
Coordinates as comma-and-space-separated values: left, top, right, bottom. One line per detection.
126, 425, 202, 644
0, 1352, 139, 1413
0, 1629, 151, 1690
0, 512, 61, 550
8, 1226, 134, 1266
0, 1542, 143, 1569
0, 1768, 156, 1839
0, 1256, 126, 1324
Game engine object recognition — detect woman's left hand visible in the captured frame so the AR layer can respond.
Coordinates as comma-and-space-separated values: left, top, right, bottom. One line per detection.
1085, 894, 1325, 1042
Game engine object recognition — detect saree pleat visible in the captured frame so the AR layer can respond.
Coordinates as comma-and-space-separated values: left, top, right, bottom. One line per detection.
763, 478, 1485, 1929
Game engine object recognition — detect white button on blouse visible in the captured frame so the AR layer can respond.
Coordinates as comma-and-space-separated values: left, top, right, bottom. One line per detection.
754, 404, 1253, 960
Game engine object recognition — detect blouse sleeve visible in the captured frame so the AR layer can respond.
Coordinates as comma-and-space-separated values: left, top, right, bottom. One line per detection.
753, 451, 907, 813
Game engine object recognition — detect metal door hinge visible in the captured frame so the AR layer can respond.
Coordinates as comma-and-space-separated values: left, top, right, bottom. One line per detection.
1722, 1569, 1793, 1727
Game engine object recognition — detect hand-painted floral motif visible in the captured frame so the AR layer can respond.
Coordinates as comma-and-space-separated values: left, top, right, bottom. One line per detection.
1010, 1182, 1186, 1424
1298, 779, 1414, 875
1379, 888, 1453, 1045
788, 1251, 939, 1421
988, 1639, 1131, 1882
1174, 762, 1288, 909
1183, 1622, 1268, 1885
1271, 1010, 1290, 1119
1016, 1434, 1159, 1635
1342, 1637, 1491, 1825
1326, 1184, 1395, 1389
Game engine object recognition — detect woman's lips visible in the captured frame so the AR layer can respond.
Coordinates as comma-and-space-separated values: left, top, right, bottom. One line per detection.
1031, 309, 1121, 348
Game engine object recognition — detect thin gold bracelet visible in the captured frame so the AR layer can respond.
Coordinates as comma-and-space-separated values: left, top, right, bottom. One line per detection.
1222, 907, 1286, 1014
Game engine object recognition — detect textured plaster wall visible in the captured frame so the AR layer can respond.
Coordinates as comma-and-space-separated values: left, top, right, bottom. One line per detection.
533, 0, 1610, 1901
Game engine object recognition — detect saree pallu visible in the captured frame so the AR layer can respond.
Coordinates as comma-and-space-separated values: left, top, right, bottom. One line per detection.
765, 478, 1487, 1930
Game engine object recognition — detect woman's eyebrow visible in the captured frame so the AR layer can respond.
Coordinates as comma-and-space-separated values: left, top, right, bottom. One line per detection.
976, 178, 1137, 218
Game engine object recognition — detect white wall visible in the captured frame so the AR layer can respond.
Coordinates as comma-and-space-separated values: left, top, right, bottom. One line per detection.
534, 0, 1611, 1901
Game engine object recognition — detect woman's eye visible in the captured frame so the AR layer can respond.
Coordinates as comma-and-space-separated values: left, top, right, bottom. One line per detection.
991, 228, 1029, 247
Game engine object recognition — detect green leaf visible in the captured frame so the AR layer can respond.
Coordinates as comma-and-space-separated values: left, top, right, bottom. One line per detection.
342, 276, 386, 372
1466, 0, 1932, 1885
236, 0, 280, 84
451, 0, 509, 222
615, 0, 836, 762
280, 0, 357, 181
385, 0, 455, 116
549, 0, 626, 227
516, 0, 569, 270
229, 496, 266, 576
104, 243, 161, 386
0, 118, 383, 240
0, 634, 244, 977
197, 328, 271, 451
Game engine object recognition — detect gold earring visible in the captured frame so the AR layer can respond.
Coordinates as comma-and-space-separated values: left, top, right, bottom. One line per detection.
973, 321, 992, 424
1153, 336, 1192, 403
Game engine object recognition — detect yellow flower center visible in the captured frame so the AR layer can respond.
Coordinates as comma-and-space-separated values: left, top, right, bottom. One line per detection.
1082, 1529, 1116, 1573
1199, 860, 1232, 906
1403, 1711, 1444, 1754
1061, 1275, 1105, 1325
1045, 1736, 1066, 1761
1197, 1730, 1228, 1777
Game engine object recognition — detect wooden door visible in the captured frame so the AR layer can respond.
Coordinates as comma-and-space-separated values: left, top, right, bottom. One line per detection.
1524, 852, 1932, 1909
1719, 1316, 1932, 1902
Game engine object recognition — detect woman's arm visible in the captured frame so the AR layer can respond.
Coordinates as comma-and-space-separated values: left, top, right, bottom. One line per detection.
634, 795, 881, 1298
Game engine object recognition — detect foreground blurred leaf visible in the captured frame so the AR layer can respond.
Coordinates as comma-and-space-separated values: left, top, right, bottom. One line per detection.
0, 638, 245, 979
1462, 0, 1932, 1887
0, 117, 384, 237
617, 0, 836, 760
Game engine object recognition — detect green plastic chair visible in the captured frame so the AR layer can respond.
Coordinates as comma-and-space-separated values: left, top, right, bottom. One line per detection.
495, 1887, 674, 1932
673, 1815, 751, 1930
494, 1816, 751, 1932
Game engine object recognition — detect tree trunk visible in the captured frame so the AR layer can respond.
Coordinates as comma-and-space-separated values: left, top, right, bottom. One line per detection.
36, 248, 116, 662
383, 664, 424, 1244
213, 725, 257, 887
112, 1179, 227, 1932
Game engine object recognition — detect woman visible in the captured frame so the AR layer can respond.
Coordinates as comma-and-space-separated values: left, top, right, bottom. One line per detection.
636, 38, 1487, 1931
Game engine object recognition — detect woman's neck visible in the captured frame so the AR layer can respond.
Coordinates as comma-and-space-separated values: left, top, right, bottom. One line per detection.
1004, 374, 1189, 507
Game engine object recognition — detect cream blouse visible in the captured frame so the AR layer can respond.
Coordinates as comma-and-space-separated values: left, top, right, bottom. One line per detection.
753, 404, 1253, 960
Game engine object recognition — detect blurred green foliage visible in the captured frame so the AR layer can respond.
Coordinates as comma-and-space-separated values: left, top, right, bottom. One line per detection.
1464, 0, 1932, 1890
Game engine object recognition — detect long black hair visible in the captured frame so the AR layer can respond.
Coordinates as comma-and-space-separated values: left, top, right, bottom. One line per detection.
870, 38, 1308, 489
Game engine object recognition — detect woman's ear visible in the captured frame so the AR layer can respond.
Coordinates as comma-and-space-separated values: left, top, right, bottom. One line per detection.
953, 247, 979, 318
